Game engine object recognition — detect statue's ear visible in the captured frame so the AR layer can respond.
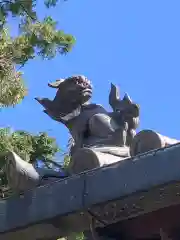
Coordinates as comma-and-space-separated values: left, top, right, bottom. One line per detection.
48, 79, 64, 88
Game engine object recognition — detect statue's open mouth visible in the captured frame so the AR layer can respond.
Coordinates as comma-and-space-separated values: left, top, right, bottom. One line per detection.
82, 88, 92, 94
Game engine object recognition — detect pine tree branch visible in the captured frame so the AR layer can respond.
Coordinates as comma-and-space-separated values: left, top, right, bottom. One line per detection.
19, 2, 36, 21
0, 0, 36, 21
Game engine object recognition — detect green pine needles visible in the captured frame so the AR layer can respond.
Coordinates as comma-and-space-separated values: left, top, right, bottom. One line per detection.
0, 0, 75, 107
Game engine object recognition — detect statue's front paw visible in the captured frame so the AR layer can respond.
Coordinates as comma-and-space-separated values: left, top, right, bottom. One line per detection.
112, 127, 127, 146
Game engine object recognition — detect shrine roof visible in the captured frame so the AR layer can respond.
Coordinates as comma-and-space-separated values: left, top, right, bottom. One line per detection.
1, 143, 180, 240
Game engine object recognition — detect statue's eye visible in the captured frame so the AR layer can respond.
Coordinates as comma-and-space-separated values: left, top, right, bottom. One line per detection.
78, 77, 84, 83
77, 79, 82, 84
76, 78, 85, 87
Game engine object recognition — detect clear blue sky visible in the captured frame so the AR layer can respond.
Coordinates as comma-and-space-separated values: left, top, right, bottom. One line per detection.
1, 0, 180, 151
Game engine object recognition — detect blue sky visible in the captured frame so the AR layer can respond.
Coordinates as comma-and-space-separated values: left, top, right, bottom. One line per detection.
1, 0, 180, 152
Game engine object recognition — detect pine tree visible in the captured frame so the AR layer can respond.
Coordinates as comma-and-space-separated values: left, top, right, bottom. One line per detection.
0, 0, 75, 107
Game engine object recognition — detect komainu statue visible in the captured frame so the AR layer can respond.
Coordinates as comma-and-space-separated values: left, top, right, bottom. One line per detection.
4, 75, 180, 192
35, 75, 140, 174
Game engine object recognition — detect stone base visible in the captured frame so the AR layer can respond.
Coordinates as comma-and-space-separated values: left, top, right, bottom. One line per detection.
68, 146, 130, 175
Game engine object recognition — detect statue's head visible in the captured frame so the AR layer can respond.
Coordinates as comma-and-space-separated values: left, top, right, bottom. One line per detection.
49, 75, 93, 105
35, 75, 93, 123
